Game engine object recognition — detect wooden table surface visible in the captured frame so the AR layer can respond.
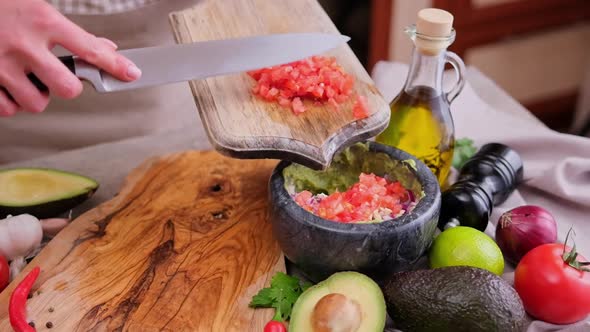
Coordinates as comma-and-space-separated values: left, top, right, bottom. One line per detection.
0, 150, 286, 331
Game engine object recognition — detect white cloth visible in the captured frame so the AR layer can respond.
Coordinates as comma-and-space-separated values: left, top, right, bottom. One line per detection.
373, 61, 590, 332
47, 0, 160, 15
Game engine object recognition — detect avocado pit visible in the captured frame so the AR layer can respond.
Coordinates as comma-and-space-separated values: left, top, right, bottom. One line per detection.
311, 293, 362, 332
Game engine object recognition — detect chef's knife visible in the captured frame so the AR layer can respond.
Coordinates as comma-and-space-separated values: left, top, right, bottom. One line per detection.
8, 33, 349, 95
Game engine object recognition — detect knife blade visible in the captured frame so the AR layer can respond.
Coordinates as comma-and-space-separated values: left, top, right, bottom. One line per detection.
11, 33, 350, 95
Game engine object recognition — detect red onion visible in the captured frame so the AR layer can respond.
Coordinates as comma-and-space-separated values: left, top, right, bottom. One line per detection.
495, 205, 557, 265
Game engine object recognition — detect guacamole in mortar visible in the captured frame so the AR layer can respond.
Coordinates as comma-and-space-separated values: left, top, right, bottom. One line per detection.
283, 143, 424, 223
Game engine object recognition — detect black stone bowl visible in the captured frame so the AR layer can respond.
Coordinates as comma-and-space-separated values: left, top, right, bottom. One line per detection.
269, 142, 441, 283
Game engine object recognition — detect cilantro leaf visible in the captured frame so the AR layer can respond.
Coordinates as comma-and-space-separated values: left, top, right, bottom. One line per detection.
271, 271, 300, 290
452, 138, 477, 170
249, 272, 312, 321
249, 287, 275, 307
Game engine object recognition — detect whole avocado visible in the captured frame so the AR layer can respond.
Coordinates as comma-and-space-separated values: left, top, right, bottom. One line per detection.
383, 266, 526, 332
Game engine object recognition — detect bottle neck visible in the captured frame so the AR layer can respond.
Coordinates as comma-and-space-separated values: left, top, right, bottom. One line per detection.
403, 47, 446, 97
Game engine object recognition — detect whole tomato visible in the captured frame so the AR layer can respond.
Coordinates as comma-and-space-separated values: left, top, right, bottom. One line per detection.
0, 255, 9, 292
515, 241, 590, 324
263, 320, 286, 332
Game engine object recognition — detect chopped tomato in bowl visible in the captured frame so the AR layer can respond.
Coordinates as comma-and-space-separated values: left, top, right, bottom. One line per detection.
293, 173, 417, 224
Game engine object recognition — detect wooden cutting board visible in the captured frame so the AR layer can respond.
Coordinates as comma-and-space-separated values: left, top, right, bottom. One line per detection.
0, 151, 284, 331
169, 0, 391, 170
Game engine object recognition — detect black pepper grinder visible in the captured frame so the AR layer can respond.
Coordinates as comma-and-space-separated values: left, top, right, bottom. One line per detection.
438, 143, 524, 232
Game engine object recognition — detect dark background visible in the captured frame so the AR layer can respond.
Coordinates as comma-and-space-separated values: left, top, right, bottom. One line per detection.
319, 0, 371, 68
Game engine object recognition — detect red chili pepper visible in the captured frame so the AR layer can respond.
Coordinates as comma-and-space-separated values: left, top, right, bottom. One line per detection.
9, 266, 41, 332
0, 255, 9, 293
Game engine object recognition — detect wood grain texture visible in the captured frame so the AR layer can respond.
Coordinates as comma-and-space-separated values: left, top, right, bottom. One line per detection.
169, 0, 391, 170
0, 152, 284, 331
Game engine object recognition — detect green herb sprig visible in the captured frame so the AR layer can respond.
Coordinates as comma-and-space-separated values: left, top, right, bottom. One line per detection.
452, 138, 477, 170
249, 272, 312, 321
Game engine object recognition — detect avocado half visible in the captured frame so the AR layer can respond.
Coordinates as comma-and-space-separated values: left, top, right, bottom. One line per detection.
290, 271, 386, 332
0, 168, 99, 219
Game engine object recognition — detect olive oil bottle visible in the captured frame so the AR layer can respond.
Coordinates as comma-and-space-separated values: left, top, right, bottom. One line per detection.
376, 8, 465, 185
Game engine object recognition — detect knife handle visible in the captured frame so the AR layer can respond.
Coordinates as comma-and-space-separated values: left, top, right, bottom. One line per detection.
1, 55, 75, 102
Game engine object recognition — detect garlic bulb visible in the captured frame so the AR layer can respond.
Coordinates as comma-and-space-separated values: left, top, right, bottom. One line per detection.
0, 214, 43, 261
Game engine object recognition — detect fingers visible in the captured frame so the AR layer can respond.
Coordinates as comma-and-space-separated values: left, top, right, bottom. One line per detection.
26, 37, 117, 101
52, 20, 141, 82
0, 67, 49, 114
29, 50, 83, 100
97, 37, 118, 50
0, 1, 119, 116
0, 89, 18, 117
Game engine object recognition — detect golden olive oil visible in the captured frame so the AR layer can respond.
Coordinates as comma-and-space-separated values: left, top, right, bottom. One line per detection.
376, 86, 455, 185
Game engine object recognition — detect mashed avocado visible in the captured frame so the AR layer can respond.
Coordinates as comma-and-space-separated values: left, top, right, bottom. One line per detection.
283, 142, 424, 200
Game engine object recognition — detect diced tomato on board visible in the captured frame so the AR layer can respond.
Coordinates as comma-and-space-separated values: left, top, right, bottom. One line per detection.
248, 56, 369, 119
353, 95, 369, 120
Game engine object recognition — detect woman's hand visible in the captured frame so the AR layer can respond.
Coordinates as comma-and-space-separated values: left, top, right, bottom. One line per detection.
0, 0, 141, 116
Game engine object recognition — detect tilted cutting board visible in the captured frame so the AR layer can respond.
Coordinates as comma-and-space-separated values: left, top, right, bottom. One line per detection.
169, 0, 391, 170
0, 152, 284, 331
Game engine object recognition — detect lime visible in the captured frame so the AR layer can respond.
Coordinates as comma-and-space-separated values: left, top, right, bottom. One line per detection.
429, 226, 504, 275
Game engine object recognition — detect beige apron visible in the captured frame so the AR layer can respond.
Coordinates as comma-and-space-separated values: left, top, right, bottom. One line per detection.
0, 0, 203, 164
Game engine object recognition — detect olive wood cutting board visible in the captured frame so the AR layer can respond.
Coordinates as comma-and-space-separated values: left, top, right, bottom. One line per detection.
0, 151, 284, 331
169, 0, 391, 170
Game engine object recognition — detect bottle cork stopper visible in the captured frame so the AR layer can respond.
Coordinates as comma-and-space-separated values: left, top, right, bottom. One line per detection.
413, 8, 454, 55
416, 8, 454, 37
